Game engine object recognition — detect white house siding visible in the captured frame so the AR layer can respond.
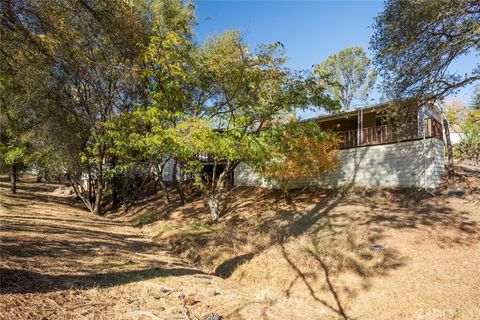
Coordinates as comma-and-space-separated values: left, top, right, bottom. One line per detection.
233, 138, 445, 189
162, 158, 183, 182
233, 162, 270, 187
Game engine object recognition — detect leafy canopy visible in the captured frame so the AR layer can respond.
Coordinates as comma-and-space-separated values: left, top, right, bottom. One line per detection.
370, 0, 480, 102
315, 47, 377, 111
251, 122, 339, 198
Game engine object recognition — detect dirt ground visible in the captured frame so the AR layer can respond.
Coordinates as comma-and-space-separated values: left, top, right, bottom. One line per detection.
1, 176, 480, 319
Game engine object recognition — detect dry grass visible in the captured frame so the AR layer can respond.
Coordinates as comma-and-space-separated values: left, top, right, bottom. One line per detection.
1, 174, 480, 319
136, 176, 480, 319
0, 177, 225, 320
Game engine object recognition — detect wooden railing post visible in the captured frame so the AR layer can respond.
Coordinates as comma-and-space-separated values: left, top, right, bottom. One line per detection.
357, 109, 363, 146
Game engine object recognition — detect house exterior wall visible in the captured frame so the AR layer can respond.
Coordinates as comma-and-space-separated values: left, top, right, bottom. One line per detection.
233, 138, 445, 189
162, 158, 183, 182
363, 111, 376, 128
233, 162, 270, 187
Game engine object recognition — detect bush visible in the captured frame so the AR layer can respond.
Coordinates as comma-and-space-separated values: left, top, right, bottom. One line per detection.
456, 110, 480, 166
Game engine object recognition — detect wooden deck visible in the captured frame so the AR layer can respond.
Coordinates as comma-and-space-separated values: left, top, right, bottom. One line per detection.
338, 119, 443, 149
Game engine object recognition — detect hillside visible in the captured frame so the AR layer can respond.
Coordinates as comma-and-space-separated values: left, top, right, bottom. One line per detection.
1, 175, 479, 319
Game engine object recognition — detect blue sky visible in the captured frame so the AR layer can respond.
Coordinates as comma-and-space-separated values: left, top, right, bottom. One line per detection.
192, 0, 478, 119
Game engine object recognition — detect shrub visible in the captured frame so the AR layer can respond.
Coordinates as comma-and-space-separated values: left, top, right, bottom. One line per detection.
456, 110, 480, 166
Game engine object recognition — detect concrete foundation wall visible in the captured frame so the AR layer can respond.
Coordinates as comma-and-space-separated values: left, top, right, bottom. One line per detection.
233, 138, 445, 189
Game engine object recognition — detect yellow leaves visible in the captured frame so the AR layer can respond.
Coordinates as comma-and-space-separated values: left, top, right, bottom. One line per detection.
254, 122, 340, 190
465, 109, 480, 124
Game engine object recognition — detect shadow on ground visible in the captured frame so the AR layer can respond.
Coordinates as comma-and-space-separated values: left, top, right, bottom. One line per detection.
156, 185, 479, 319
0, 179, 206, 296
0, 267, 204, 295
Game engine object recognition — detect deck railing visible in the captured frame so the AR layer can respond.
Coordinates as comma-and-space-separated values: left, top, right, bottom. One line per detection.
197, 152, 213, 163
338, 119, 442, 149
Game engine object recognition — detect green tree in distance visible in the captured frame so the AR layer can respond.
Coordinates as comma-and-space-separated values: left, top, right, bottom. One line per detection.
315, 47, 377, 111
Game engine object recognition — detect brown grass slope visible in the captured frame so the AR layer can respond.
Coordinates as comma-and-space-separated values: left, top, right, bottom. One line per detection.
139, 175, 480, 319
1, 175, 479, 319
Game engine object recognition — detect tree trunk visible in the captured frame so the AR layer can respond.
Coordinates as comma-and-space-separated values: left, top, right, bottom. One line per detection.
111, 157, 119, 208
93, 175, 103, 215
282, 188, 292, 205
442, 116, 455, 176
87, 167, 93, 203
10, 164, 17, 194
68, 174, 94, 212
207, 191, 221, 222
207, 161, 235, 222
43, 168, 49, 182
172, 161, 186, 205
92, 151, 105, 215
154, 160, 170, 205
158, 178, 169, 205
128, 165, 151, 208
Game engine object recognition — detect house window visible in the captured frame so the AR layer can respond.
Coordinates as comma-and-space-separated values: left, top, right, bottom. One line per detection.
423, 117, 432, 137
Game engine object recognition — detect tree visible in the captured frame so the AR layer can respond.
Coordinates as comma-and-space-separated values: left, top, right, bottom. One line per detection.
456, 110, 480, 166
1, 0, 339, 221
251, 122, 339, 203
1, 0, 148, 213
314, 47, 377, 111
371, 0, 479, 101
0, 47, 41, 193
370, 0, 479, 176
189, 31, 338, 221
473, 85, 480, 109
141, 0, 198, 205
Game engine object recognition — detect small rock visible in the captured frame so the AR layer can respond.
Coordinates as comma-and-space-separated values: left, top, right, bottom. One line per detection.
159, 286, 172, 293
177, 292, 186, 300
203, 312, 222, 320
207, 289, 220, 297
447, 188, 465, 196
127, 259, 135, 264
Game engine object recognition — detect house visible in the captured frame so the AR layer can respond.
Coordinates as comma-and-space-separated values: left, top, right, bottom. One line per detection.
234, 102, 445, 189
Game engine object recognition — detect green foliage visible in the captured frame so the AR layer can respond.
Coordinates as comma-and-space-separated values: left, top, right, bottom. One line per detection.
144, 0, 196, 116
251, 121, 339, 199
0, 62, 35, 170
315, 47, 377, 110
456, 110, 480, 165
1, 0, 340, 217
1, 0, 150, 211
371, 0, 479, 101
473, 85, 480, 109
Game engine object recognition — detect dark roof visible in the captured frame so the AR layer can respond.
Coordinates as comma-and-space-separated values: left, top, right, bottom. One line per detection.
303, 102, 389, 123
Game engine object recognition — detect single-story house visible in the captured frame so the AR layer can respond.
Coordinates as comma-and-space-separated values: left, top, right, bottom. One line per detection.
234, 102, 445, 189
